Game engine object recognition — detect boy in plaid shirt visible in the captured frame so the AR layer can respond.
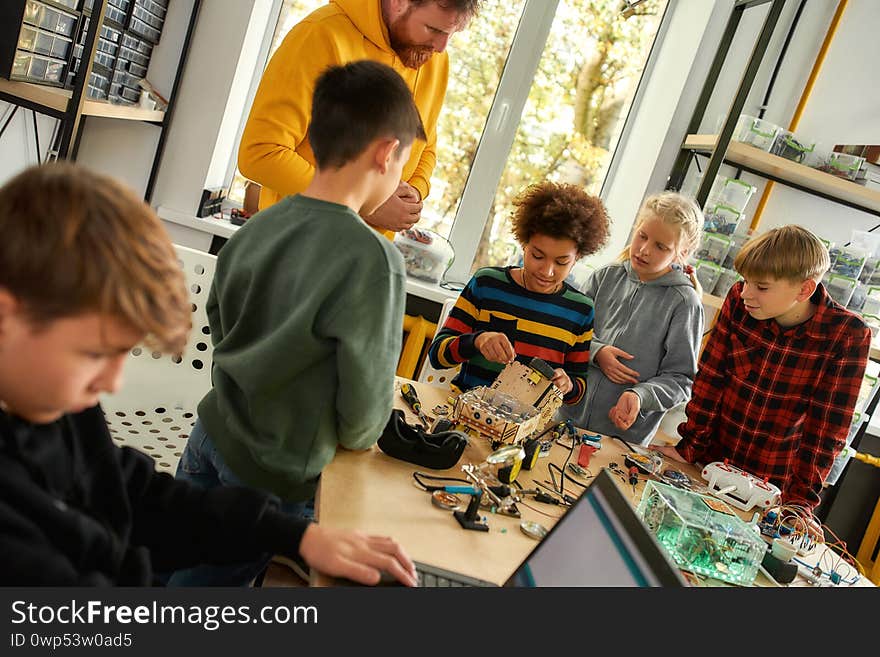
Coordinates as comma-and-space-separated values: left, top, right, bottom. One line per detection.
655, 225, 871, 513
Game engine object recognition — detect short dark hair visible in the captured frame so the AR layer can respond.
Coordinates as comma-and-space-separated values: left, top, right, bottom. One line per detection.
0, 163, 190, 353
512, 182, 610, 257
410, 0, 481, 18
308, 61, 426, 170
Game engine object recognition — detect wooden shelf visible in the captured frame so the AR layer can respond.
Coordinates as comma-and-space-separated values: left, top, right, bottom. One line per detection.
684, 134, 880, 216
0, 78, 69, 113
82, 100, 164, 123
1, 78, 164, 123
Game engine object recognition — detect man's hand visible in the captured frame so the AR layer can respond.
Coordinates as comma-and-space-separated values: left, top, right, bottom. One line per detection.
609, 390, 640, 431
649, 444, 689, 464
298, 524, 417, 586
594, 346, 640, 385
363, 181, 422, 232
474, 331, 516, 364
551, 368, 573, 395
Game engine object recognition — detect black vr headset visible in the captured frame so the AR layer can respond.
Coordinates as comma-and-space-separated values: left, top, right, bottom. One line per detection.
377, 409, 468, 470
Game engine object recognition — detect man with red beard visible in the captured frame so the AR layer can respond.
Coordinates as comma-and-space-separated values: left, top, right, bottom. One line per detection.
238, 0, 479, 238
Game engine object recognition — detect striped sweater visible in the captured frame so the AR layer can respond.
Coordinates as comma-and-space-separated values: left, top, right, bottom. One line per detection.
427, 267, 593, 404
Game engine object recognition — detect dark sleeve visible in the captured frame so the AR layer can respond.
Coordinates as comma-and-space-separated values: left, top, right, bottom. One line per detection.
119, 447, 309, 572
0, 514, 114, 586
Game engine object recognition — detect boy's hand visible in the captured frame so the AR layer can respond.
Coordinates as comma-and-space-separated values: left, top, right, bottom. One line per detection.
474, 332, 516, 364
363, 182, 422, 231
299, 524, 418, 587
649, 444, 689, 464
551, 368, 573, 395
594, 346, 640, 384
609, 390, 640, 430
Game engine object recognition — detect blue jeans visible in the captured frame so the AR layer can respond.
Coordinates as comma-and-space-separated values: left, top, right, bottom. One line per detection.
165, 419, 314, 587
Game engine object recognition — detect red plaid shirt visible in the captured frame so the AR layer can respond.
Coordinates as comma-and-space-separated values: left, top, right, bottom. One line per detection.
677, 281, 871, 509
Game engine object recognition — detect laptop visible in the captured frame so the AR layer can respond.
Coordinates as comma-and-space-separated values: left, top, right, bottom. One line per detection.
411, 467, 687, 587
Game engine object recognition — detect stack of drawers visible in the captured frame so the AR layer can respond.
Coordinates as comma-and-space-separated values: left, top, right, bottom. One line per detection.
72, 0, 167, 103
5, 0, 80, 87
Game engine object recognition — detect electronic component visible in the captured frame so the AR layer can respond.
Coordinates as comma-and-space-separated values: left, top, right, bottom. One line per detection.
637, 480, 766, 586
520, 520, 548, 540
701, 460, 781, 511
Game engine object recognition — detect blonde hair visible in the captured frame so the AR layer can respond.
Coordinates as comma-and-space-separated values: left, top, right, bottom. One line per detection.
620, 191, 704, 290
734, 225, 830, 283
0, 163, 191, 354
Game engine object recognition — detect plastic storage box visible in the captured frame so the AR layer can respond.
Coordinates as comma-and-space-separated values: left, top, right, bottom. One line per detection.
830, 245, 867, 280
706, 176, 756, 214
636, 480, 766, 586
713, 268, 741, 299
703, 204, 743, 236
733, 114, 781, 152
695, 232, 732, 266
810, 150, 866, 181
393, 228, 454, 284
694, 260, 722, 293
769, 130, 815, 164
862, 287, 880, 317
849, 283, 867, 312
824, 273, 857, 308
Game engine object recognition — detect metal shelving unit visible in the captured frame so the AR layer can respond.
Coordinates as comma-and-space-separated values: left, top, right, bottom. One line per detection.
665, 0, 879, 539
0, 0, 202, 201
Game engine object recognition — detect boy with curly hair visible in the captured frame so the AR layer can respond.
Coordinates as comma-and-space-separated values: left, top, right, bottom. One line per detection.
427, 182, 610, 404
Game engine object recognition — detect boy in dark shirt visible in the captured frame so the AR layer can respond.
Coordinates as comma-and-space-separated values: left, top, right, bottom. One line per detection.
0, 162, 416, 586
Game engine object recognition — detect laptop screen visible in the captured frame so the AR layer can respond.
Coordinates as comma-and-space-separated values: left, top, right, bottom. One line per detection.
504, 468, 686, 587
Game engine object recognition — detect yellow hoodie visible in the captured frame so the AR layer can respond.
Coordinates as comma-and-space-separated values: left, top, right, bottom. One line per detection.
238, 0, 448, 216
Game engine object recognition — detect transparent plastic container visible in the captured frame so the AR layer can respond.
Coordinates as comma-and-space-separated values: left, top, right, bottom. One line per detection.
824, 273, 857, 308
722, 233, 750, 270
703, 204, 742, 236
830, 245, 867, 280
734, 114, 781, 152
713, 268, 741, 299
809, 149, 866, 181
862, 287, 880, 317
637, 480, 766, 586
17, 25, 37, 51
393, 228, 455, 285
695, 232, 731, 266
769, 130, 815, 164
694, 260, 722, 294
706, 176, 756, 214
848, 283, 867, 312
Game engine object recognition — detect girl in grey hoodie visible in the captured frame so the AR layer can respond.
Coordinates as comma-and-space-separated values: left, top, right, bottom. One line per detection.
565, 192, 704, 446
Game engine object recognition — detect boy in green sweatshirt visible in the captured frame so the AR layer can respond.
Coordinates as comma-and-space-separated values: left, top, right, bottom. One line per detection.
169, 61, 426, 585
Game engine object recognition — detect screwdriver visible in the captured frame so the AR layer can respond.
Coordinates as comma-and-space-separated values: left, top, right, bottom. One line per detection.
400, 383, 431, 428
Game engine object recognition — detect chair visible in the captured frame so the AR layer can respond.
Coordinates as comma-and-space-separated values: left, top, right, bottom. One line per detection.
101, 245, 217, 474
397, 314, 437, 380
417, 297, 460, 386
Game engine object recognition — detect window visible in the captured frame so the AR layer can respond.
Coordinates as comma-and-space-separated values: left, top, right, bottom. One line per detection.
228, 0, 669, 289
467, 0, 669, 274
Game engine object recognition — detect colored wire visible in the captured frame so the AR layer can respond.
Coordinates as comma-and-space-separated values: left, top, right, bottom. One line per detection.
412, 471, 469, 491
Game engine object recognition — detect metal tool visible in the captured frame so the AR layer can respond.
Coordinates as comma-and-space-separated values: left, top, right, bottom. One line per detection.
400, 382, 431, 428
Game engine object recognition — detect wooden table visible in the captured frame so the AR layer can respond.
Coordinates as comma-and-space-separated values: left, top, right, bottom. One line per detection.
308, 379, 871, 587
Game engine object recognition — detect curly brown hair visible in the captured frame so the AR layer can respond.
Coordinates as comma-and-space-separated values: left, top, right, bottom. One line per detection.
511, 182, 610, 257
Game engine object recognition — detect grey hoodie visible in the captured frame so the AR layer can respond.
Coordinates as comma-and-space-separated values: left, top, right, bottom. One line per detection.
562, 260, 704, 446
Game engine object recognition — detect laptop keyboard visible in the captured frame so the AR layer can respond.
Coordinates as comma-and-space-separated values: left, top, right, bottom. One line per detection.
414, 561, 496, 588
417, 570, 469, 587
